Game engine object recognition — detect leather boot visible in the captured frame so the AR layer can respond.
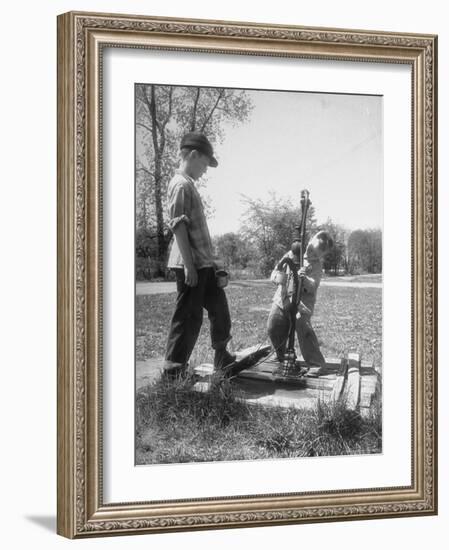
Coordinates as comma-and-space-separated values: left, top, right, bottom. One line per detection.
161, 361, 188, 381
214, 348, 236, 371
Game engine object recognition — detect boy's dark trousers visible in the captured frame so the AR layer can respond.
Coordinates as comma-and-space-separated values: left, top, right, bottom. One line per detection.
266, 302, 325, 367
164, 267, 232, 369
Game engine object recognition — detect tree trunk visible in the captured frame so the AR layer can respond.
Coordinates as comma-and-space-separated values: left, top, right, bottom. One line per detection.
145, 86, 166, 275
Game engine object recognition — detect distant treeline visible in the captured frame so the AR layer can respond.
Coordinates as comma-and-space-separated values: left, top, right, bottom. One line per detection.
136, 192, 381, 280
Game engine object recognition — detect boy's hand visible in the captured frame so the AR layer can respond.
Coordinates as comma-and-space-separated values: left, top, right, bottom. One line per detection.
298, 267, 307, 278
184, 264, 198, 287
212, 258, 225, 271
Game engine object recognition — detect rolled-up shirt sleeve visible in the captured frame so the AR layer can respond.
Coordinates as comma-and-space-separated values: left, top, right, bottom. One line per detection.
270, 269, 278, 284
167, 183, 191, 233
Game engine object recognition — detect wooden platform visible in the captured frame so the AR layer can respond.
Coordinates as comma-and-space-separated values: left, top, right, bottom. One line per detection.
194, 348, 380, 417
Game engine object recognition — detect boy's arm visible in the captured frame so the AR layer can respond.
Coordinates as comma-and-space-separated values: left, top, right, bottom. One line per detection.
168, 182, 198, 287
270, 251, 293, 284
302, 275, 316, 292
172, 223, 197, 287
299, 267, 317, 292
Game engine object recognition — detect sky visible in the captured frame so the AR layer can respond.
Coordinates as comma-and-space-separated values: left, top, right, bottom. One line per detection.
201, 88, 383, 237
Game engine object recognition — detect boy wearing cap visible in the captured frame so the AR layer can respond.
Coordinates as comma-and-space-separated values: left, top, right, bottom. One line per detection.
163, 132, 235, 378
267, 230, 333, 377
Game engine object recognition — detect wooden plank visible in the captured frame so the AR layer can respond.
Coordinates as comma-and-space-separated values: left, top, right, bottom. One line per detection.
243, 394, 318, 410
194, 363, 214, 377
193, 352, 381, 416
360, 367, 378, 376
361, 358, 375, 368
237, 369, 335, 391
194, 361, 335, 391
237, 357, 344, 376
232, 347, 349, 374
360, 374, 380, 408
344, 352, 361, 410
330, 356, 348, 402
360, 358, 378, 376
264, 356, 373, 374
360, 407, 372, 419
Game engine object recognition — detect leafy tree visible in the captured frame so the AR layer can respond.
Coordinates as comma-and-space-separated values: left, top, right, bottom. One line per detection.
318, 218, 349, 275
348, 228, 382, 274
240, 192, 318, 276
213, 232, 254, 269
135, 227, 160, 280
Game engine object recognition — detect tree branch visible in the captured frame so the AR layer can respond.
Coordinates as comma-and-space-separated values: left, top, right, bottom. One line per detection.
190, 87, 201, 131
159, 87, 174, 155
139, 85, 163, 153
137, 166, 155, 179
200, 89, 225, 132
145, 85, 160, 155
136, 121, 152, 133
161, 87, 174, 131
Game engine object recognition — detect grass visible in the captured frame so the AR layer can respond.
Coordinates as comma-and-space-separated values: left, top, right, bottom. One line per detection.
136, 371, 382, 464
322, 273, 382, 283
136, 280, 382, 368
135, 279, 382, 464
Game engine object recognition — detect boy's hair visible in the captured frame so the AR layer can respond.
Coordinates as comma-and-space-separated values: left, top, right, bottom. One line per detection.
179, 147, 210, 162
180, 147, 195, 161
315, 230, 334, 251
306, 230, 334, 259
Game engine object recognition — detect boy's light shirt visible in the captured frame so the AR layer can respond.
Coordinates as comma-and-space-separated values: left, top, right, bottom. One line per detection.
270, 250, 323, 316
166, 169, 215, 269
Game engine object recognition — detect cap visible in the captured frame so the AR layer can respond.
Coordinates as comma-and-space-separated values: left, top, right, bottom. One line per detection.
180, 132, 218, 167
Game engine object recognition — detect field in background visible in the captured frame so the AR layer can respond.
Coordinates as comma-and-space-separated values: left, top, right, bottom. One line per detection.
136, 278, 382, 368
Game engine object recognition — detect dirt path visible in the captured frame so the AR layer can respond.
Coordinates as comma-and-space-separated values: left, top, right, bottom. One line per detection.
321, 281, 382, 288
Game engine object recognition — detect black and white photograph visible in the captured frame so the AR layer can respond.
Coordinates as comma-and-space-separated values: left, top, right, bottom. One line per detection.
51, 5, 438, 540
135, 83, 383, 465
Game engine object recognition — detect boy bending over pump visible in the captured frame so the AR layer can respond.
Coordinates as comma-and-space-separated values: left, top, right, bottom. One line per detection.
267, 230, 333, 377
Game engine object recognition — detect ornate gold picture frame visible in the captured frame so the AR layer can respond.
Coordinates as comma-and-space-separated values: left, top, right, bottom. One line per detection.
57, 10, 437, 538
